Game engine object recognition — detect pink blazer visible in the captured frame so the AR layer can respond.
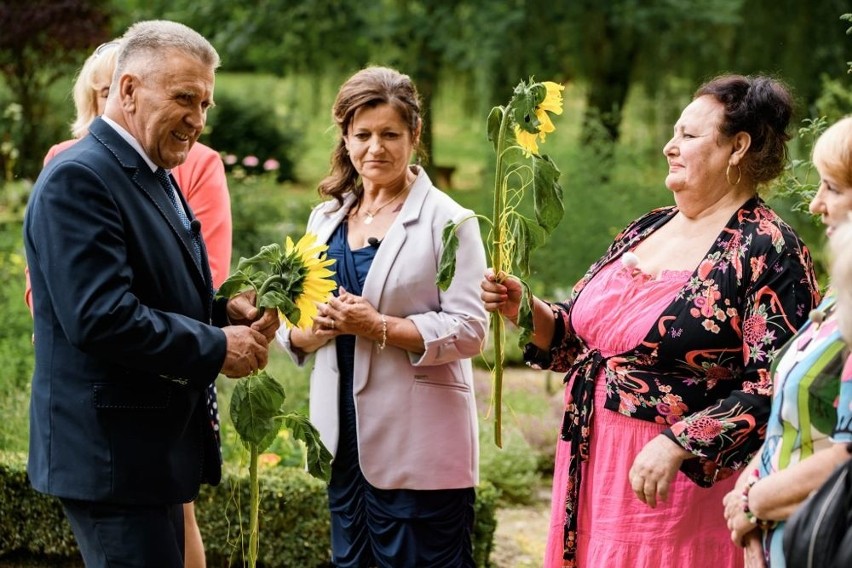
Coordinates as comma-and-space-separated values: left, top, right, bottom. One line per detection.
277, 168, 488, 490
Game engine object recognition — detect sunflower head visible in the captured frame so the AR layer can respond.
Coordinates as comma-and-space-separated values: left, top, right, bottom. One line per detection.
278, 233, 337, 328
509, 79, 565, 157
216, 232, 337, 329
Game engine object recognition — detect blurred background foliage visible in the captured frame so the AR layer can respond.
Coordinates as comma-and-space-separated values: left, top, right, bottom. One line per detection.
0, 0, 850, 518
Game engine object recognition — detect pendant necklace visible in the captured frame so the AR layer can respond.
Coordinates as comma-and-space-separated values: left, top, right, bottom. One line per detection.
360, 179, 413, 225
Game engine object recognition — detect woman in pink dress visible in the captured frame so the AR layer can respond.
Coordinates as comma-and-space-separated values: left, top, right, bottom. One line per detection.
26, 39, 231, 568
481, 74, 820, 567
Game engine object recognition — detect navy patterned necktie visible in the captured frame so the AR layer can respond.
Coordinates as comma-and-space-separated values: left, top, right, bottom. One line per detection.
153, 167, 221, 454
154, 168, 203, 264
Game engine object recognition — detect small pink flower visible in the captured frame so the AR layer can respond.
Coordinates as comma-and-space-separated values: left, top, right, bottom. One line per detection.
242, 155, 259, 167
263, 158, 280, 171
224, 154, 238, 165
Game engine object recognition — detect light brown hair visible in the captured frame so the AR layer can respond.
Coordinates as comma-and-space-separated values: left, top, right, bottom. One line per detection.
319, 66, 424, 206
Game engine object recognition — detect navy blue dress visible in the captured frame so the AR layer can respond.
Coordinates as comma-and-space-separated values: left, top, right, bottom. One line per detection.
325, 222, 475, 568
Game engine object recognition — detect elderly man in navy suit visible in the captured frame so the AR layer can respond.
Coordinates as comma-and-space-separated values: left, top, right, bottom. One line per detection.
23, 20, 279, 567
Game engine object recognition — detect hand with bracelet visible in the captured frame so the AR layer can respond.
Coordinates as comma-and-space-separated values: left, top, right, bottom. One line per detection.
723, 468, 776, 549
314, 286, 425, 355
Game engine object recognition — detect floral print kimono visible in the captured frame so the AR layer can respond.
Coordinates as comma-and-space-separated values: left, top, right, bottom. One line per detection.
527, 197, 821, 565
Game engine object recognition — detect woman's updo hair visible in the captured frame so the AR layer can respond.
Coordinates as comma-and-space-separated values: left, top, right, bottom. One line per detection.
319, 66, 424, 205
695, 74, 794, 184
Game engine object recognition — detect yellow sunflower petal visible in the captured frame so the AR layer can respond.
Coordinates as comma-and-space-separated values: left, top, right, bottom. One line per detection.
536, 109, 555, 134
281, 231, 338, 329
514, 125, 539, 157
538, 82, 564, 115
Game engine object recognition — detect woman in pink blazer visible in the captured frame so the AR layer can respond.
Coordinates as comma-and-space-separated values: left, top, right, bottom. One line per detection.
277, 66, 487, 567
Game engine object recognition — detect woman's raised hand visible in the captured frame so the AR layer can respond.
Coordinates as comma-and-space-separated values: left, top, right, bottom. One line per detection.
480, 269, 521, 324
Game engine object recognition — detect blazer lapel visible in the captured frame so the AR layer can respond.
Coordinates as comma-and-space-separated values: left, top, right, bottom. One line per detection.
361, 168, 430, 309
315, 194, 356, 246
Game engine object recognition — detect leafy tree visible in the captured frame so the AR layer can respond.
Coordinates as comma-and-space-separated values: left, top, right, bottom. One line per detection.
727, 0, 851, 114
0, 0, 112, 181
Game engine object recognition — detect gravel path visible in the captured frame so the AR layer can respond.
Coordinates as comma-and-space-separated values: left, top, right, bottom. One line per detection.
489, 483, 551, 568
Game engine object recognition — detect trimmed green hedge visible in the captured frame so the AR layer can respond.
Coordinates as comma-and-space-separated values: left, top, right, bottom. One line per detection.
0, 452, 498, 567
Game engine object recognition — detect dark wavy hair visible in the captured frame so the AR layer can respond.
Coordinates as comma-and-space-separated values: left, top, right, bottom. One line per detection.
319, 66, 424, 207
694, 74, 794, 184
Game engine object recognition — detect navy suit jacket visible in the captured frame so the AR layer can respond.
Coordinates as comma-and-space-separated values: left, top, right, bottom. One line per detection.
24, 118, 228, 505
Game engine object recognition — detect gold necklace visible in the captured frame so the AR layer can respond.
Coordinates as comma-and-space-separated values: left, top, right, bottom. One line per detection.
359, 179, 413, 225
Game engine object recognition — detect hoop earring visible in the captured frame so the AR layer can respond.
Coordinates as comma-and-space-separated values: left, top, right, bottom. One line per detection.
726, 163, 742, 186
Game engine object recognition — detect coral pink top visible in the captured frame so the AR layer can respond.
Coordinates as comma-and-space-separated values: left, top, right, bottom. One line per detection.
26, 140, 232, 312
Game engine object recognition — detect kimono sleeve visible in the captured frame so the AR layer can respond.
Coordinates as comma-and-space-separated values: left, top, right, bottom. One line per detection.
664, 245, 819, 486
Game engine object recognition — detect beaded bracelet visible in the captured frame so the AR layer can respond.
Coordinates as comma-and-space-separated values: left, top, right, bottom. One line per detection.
741, 470, 777, 530
378, 314, 387, 350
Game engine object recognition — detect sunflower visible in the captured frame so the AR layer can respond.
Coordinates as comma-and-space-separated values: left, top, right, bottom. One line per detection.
513, 81, 564, 157
216, 232, 336, 330
281, 233, 337, 328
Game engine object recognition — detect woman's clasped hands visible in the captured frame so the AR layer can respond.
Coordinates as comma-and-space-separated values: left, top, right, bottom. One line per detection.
314, 286, 382, 339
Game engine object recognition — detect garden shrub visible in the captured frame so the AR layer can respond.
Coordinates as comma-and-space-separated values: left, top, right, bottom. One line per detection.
225, 177, 319, 268
0, 218, 35, 454
0, 453, 78, 561
201, 93, 299, 184
0, 452, 499, 567
479, 425, 540, 507
197, 464, 332, 567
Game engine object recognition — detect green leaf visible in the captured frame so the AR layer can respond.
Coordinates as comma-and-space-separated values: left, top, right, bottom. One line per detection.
282, 413, 333, 483
516, 279, 534, 346
262, 292, 300, 327
229, 370, 287, 453
215, 271, 252, 299
513, 215, 546, 278
532, 154, 564, 233
259, 288, 292, 312
509, 80, 546, 135
486, 106, 504, 153
238, 243, 282, 270
436, 220, 460, 291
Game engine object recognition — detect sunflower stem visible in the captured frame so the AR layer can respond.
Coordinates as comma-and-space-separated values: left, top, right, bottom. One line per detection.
248, 442, 259, 568
490, 107, 512, 449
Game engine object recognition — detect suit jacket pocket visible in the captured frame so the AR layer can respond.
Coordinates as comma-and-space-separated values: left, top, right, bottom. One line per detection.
93, 381, 172, 410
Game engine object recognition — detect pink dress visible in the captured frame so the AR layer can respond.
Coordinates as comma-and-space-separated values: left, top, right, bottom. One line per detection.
544, 260, 743, 567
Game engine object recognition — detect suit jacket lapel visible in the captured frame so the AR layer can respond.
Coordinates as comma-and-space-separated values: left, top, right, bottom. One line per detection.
89, 118, 212, 295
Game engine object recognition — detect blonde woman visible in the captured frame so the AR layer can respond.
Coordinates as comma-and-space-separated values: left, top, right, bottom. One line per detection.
723, 116, 852, 567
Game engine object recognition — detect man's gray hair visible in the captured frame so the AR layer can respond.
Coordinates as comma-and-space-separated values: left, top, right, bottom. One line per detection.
114, 20, 219, 81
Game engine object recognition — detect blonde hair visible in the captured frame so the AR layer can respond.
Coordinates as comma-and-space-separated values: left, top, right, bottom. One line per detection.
830, 220, 852, 345
70, 41, 120, 138
813, 115, 852, 190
